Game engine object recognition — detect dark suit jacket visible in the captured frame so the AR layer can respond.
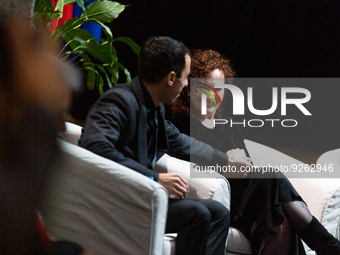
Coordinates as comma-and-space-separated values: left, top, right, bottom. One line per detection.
78, 77, 229, 181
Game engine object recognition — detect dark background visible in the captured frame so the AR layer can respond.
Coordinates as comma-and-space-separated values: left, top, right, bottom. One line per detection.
72, 0, 340, 158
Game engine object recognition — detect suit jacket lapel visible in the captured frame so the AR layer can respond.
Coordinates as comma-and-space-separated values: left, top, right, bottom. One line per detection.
131, 77, 148, 167
131, 77, 169, 164
157, 105, 169, 152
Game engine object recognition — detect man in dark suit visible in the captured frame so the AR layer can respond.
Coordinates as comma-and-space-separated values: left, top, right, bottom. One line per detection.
79, 36, 251, 255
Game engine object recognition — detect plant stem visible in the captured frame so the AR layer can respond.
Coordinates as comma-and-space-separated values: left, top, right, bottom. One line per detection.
68, 55, 80, 64
58, 39, 75, 57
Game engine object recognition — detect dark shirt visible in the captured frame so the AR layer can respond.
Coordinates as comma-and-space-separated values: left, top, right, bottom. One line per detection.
141, 83, 160, 169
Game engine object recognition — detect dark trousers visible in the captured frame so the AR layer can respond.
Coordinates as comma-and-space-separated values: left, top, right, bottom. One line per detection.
165, 198, 230, 255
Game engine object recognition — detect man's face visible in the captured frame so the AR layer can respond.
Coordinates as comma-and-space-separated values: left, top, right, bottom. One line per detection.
165, 54, 191, 105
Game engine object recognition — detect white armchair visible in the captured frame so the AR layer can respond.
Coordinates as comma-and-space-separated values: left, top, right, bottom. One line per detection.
42, 122, 340, 255
42, 139, 168, 254
41, 122, 230, 255
159, 140, 340, 254
241, 139, 340, 255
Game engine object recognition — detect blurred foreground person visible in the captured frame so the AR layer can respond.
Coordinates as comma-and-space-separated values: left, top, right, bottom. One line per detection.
0, 16, 92, 255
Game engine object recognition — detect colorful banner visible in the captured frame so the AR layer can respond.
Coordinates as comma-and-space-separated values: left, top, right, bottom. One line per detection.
73, 0, 102, 39
49, 0, 74, 31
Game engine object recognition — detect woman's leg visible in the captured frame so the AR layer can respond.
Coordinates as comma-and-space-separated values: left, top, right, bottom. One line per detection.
282, 200, 312, 232
261, 214, 291, 255
283, 200, 340, 255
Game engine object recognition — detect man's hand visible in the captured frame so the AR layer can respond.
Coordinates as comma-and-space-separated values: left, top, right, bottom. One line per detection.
226, 149, 252, 178
158, 173, 189, 199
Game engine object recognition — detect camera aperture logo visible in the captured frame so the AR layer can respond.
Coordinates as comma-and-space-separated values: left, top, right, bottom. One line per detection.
197, 82, 223, 108
198, 83, 312, 128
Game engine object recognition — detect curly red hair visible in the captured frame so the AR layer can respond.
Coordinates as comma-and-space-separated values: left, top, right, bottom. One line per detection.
171, 49, 236, 116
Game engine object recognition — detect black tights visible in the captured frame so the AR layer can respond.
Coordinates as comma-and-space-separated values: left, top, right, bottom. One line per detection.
282, 200, 313, 232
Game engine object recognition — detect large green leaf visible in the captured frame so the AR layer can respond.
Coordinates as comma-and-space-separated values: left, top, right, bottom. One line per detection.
61, 20, 120, 69
57, 16, 114, 44
115, 62, 131, 83
84, 42, 113, 64
82, 1, 127, 23
81, 18, 117, 61
57, 0, 64, 18
96, 64, 113, 88
58, 16, 82, 32
76, 0, 86, 11
62, 28, 107, 59
63, 27, 98, 48
86, 19, 113, 42
81, 54, 96, 90
95, 72, 104, 95
107, 65, 119, 85
63, 29, 114, 65
111, 44, 118, 63
54, 0, 77, 11
57, 17, 84, 41
114, 37, 140, 55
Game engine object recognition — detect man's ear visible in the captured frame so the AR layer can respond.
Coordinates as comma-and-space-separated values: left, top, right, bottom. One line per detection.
166, 71, 176, 86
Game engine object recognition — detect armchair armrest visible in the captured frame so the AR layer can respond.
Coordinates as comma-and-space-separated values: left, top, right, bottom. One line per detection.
41, 139, 168, 255
155, 154, 230, 209
58, 122, 82, 145
317, 149, 340, 169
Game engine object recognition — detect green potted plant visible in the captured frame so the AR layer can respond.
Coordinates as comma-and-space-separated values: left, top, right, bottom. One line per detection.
32, 0, 140, 95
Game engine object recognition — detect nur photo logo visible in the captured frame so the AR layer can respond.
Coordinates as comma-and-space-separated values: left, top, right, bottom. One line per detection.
191, 78, 312, 128
197, 82, 223, 112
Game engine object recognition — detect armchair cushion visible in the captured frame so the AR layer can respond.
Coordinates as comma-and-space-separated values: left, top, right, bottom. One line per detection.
226, 228, 252, 255
155, 154, 230, 208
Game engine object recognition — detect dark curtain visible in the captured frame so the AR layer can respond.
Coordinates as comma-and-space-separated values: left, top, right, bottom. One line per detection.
72, 0, 340, 153
111, 0, 339, 78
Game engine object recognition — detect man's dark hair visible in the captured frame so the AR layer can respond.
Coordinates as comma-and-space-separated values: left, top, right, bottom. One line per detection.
138, 36, 191, 84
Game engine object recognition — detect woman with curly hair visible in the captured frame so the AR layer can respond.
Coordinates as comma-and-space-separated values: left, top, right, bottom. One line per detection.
170, 49, 340, 255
